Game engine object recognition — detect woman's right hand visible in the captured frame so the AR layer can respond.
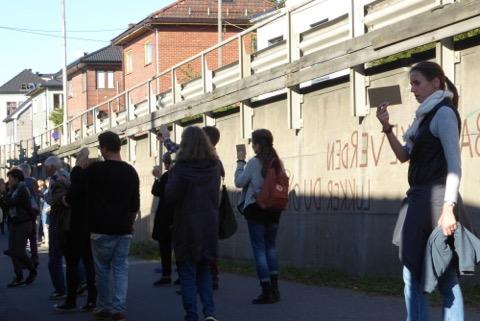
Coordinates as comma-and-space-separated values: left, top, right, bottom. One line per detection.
376, 102, 392, 130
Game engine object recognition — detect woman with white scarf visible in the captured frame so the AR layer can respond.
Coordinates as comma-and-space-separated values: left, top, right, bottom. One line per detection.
377, 61, 464, 321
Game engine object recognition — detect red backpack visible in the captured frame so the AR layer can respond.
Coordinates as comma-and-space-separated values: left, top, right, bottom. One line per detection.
256, 160, 289, 212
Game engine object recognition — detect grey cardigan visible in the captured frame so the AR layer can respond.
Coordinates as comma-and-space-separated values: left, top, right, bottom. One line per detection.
234, 157, 264, 211
422, 224, 480, 293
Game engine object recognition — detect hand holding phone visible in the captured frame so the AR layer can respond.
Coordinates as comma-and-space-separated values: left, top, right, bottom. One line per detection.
76, 147, 90, 168
236, 144, 246, 161
156, 124, 170, 141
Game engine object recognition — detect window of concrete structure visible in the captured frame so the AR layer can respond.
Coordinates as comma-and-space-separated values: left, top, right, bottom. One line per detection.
268, 36, 283, 46
107, 71, 114, 89
97, 71, 105, 89
145, 42, 153, 65
53, 94, 62, 109
125, 51, 133, 74
310, 18, 329, 29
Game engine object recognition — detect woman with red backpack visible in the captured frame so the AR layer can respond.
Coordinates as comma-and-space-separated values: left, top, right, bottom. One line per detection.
235, 129, 288, 305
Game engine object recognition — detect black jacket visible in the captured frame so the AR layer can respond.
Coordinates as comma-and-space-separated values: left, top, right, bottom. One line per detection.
151, 171, 174, 241
165, 159, 221, 263
5, 182, 32, 224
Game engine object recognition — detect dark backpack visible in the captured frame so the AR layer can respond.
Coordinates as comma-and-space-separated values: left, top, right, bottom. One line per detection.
256, 160, 289, 212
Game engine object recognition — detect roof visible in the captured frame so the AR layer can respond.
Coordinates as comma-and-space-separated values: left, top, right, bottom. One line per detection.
4, 98, 32, 123
67, 45, 122, 74
112, 0, 276, 45
0, 69, 48, 94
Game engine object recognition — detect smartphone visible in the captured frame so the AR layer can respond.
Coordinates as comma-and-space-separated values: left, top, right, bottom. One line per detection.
236, 144, 246, 160
156, 124, 170, 140
368, 85, 402, 108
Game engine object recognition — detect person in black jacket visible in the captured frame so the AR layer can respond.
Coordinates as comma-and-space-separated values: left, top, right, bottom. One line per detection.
165, 126, 221, 321
3, 169, 37, 287
54, 159, 98, 312
0, 178, 8, 235
151, 153, 176, 286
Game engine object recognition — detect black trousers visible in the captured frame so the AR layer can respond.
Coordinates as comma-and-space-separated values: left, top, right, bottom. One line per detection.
159, 240, 172, 277
8, 221, 35, 278
64, 234, 97, 305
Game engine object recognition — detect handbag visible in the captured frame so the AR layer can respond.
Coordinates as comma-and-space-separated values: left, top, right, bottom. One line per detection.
218, 184, 237, 240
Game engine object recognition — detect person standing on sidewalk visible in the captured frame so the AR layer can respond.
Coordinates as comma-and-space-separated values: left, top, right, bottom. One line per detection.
235, 129, 283, 304
376, 61, 466, 321
151, 154, 176, 286
74, 131, 140, 321
165, 126, 221, 321
3, 169, 37, 287
44, 156, 68, 300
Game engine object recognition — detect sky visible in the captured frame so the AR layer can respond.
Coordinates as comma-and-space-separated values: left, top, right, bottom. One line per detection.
0, 0, 172, 86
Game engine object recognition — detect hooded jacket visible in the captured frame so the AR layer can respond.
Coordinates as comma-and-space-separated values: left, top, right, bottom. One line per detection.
165, 159, 221, 263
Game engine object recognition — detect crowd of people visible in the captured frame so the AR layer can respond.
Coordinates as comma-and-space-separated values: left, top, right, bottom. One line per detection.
0, 61, 477, 321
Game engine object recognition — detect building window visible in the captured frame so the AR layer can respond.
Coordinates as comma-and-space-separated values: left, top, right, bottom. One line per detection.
310, 18, 329, 29
53, 94, 62, 110
125, 51, 133, 74
145, 42, 153, 65
68, 81, 74, 98
6, 102, 17, 116
82, 72, 87, 92
107, 71, 115, 89
97, 71, 105, 89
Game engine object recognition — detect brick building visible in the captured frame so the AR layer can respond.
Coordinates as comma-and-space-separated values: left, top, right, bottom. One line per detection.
66, 45, 123, 130
112, 0, 276, 105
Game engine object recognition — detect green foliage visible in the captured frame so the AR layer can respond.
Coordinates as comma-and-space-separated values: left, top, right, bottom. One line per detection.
49, 107, 64, 128
269, 0, 286, 7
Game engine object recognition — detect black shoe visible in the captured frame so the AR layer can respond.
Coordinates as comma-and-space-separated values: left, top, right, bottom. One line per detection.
54, 302, 77, 312
270, 275, 280, 302
252, 282, 276, 304
7, 278, 25, 288
81, 302, 96, 312
24, 270, 37, 285
49, 292, 67, 300
173, 278, 181, 285
153, 277, 171, 286
76, 282, 87, 295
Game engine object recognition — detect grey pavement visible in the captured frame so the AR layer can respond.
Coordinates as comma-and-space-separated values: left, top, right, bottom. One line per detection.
0, 236, 479, 321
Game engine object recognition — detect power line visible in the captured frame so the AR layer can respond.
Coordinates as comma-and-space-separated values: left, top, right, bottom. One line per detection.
0, 26, 110, 42
0, 25, 125, 33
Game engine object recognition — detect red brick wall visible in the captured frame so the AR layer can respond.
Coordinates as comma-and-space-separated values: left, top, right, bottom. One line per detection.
123, 25, 243, 104
86, 67, 123, 110
67, 70, 87, 119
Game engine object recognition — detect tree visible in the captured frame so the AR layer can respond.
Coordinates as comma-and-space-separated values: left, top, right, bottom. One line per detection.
269, 0, 286, 8
49, 107, 64, 128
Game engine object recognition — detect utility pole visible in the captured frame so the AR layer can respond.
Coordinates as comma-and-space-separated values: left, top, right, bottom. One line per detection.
61, 0, 68, 144
218, 0, 223, 67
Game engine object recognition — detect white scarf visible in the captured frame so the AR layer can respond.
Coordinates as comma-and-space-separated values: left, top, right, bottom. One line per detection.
403, 90, 453, 149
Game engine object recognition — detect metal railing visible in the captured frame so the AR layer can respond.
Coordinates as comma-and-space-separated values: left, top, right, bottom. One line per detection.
1, 0, 457, 165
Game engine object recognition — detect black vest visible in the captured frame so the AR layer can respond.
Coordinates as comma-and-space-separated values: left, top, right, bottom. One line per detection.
408, 98, 461, 186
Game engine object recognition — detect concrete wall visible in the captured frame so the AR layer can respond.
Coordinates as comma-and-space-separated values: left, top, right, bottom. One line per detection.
122, 40, 480, 277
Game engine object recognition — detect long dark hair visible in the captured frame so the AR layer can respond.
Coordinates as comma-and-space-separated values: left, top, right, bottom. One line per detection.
252, 129, 283, 177
176, 126, 218, 162
410, 61, 459, 108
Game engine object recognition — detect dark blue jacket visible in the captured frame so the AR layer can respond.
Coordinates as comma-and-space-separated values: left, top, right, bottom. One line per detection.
165, 159, 221, 263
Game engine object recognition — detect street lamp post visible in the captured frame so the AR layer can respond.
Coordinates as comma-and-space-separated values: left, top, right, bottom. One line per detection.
218, 0, 223, 67
61, 0, 68, 145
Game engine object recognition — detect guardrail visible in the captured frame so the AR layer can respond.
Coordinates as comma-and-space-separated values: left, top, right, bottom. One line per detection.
0, 0, 459, 167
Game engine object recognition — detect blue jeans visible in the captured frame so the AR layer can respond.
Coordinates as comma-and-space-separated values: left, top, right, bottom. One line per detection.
403, 266, 464, 321
247, 220, 279, 282
177, 260, 215, 321
91, 235, 131, 313
48, 221, 65, 293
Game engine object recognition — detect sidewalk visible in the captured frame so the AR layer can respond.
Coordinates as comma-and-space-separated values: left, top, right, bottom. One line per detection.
0, 235, 479, 321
